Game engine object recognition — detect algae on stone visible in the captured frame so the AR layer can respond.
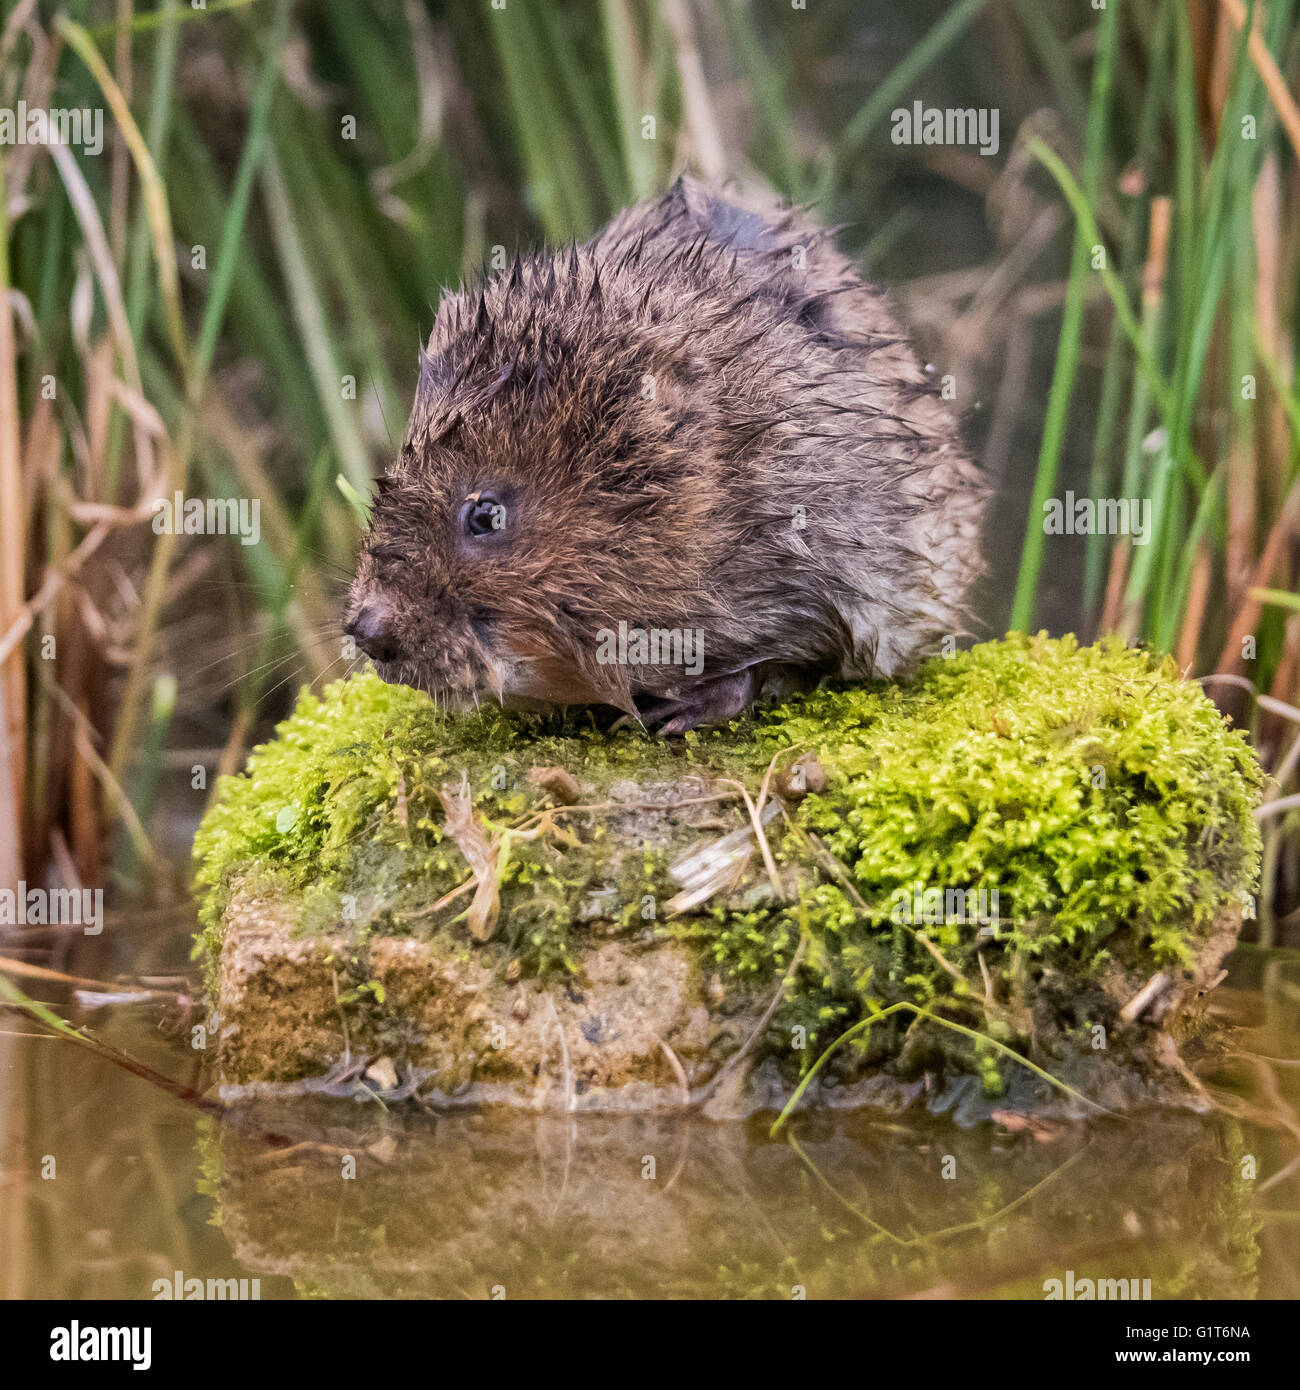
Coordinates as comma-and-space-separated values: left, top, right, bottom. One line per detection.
193, 634, 1263, 1103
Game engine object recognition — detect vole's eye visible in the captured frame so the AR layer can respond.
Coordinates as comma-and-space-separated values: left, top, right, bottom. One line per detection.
461, 492, 507, 539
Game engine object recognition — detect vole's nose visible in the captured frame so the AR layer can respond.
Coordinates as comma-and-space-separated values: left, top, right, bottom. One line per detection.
346, 601, 402, 663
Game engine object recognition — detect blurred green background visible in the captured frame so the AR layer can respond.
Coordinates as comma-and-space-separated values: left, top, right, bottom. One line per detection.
1, 0, 1297, 932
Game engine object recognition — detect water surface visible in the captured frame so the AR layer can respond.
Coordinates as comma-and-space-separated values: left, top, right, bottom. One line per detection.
2, 914, 1297, 1300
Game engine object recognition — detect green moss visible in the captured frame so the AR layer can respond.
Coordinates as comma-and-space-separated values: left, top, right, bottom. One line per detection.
193, 634, 1263, 1079
190, 663, 735, 994
767, 631, 1262, 962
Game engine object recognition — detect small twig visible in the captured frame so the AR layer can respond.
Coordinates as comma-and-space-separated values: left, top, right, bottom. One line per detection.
912, 930, 967, 986
394, 876, 475, 921
1258, 694, 1300, 726
717, 776, 784, 902
1258, 1150, 1300, 1195
329, 967, 351, 1063
1118, 971, 1171, 1025
537, 995, 574, 1114
0, 954, 150, 995
754, 740, 811, 818
977, 949, 994, 1007
656, 1037, 690, 1105
0, 973, 221, 1114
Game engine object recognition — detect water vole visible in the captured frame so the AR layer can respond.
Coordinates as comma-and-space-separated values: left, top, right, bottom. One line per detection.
346, 176, 984, 732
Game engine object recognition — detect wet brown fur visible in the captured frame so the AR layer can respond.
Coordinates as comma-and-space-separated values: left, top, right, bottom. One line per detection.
347, 176, 985, 730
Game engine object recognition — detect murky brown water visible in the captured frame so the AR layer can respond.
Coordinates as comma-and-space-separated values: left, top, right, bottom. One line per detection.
2, 911, 1298, 1300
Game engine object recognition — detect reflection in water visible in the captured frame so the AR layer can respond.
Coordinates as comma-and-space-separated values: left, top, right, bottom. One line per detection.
214, 1104, 1258, 1300
2, 965, 1298, 1299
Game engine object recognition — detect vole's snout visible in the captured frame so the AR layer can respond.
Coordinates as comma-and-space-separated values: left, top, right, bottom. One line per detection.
346, 599, 402, 664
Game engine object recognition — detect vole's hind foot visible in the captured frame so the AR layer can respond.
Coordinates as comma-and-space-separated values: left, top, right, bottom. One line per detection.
637, 670, 758, 736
